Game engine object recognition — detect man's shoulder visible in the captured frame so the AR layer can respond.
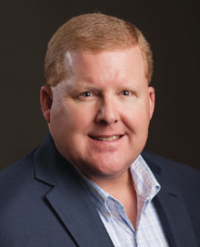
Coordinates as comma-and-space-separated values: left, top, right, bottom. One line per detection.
0, 148, 41, 200
0, 149, 36, 180
142, 151, 200, 174
141, 151, 200, 192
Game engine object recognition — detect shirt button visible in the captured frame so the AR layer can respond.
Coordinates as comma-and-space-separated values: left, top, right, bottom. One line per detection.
105, 212, 110, 218
109, 200, 115, 206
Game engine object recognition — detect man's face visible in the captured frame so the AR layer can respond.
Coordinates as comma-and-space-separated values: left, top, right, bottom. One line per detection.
41, 46, 155, 181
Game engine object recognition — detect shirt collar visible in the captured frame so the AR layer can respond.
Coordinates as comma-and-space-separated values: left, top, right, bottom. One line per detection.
130, 155, 160, 201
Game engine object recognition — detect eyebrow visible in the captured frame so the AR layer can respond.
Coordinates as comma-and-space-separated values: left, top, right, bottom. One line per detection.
67, 84, 101, 95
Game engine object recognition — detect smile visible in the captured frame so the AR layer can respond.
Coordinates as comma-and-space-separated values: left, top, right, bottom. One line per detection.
89, 135, 123, 141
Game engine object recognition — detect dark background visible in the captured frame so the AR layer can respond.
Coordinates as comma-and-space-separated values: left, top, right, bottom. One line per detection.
0, 0, 199, 170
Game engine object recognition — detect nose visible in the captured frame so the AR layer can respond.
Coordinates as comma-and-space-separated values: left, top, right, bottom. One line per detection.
95, 98, 119, 125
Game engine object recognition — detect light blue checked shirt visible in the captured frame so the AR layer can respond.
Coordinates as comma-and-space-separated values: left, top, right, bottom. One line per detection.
78, 155, 169, 247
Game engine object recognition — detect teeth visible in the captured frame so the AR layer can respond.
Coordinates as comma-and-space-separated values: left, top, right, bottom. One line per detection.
93, 135, 121, 141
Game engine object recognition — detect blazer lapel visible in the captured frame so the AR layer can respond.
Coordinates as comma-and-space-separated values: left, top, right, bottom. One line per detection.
143, 154, 198, 247
46, 171, 114, 247
34, 133, 114, 247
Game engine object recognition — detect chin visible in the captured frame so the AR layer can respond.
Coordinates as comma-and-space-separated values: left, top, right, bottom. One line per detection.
82, 157, 131, 179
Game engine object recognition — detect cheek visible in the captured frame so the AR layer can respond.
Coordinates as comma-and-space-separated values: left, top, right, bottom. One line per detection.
121, 103, 150, 132
52, 103, 95, 134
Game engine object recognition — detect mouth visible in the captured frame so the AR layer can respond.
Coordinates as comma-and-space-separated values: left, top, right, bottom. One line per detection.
89, 135, 124, 141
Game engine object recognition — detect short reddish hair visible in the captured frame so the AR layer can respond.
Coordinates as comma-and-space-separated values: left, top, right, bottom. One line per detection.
45, 13, 153, 86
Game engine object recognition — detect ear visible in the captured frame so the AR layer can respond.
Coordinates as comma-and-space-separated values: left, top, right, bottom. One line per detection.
148, 86, 155, 120
40, 86, 53, 123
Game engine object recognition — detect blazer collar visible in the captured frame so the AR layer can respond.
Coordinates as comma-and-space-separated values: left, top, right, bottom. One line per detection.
142, 152, 198, 247
34, 133, 114, 247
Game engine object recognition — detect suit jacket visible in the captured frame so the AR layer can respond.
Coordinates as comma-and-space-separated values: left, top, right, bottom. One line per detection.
0, 133, 200, 247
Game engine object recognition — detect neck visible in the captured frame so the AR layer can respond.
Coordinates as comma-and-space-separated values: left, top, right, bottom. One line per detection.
87, 169, 134, 200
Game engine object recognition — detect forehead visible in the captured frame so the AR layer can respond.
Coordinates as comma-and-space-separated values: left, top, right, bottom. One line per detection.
64, 46, 146, 81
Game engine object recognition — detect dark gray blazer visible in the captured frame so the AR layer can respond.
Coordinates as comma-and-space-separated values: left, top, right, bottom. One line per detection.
0, 133, 199, 247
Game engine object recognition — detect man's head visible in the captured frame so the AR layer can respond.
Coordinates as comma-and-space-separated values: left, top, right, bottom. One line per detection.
45, 13, 153, 87
41, 13, 155, 182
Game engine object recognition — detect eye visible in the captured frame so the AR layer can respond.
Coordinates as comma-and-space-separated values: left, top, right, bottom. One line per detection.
122, 90, 132, 96
77, 91, 95, 101
81, 91, 92, 97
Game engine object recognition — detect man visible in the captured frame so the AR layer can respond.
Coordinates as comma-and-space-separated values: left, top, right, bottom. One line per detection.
0, 13, 199, 247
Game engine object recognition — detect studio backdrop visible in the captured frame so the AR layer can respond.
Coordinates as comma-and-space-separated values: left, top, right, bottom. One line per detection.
0, 0, 199, 170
